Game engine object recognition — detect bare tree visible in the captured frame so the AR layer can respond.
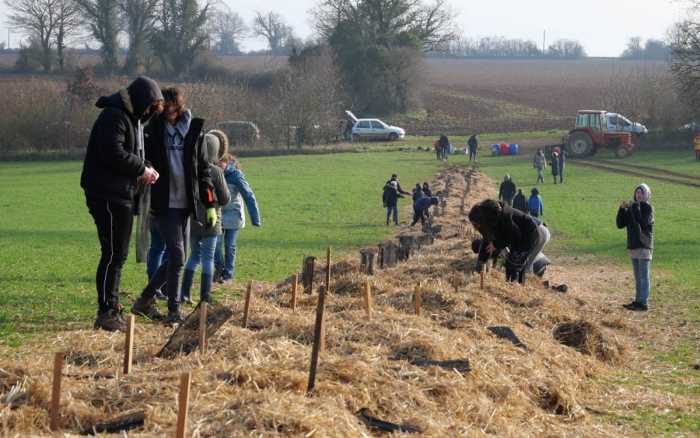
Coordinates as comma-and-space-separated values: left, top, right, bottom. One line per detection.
55, 0, 81, 72
75, 0, 120, 73
5, 0, 60, 72
119, 0, 159, 74
210, 6, 248, 55
252, 11, 292, 55
151, 0, 210, 77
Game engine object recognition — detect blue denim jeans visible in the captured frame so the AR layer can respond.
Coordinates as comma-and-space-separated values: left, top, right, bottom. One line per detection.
186, 234, 218, 276
146, 223, 166, 279
215, 228, 240, 280
386, 205, 398, 225
632, 258, 651, 305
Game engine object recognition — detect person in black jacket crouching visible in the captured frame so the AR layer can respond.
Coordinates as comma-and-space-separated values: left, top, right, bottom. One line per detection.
617, 183, 654, 311
81, 76, 163, 332
468, 199, 550, 284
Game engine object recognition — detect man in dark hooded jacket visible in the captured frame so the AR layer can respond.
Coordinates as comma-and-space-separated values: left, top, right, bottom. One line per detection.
81, 76, 163, 332
498, 175, 516, 206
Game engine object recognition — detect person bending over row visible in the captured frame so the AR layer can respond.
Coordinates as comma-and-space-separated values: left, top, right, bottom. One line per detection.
468, 199, 550, 284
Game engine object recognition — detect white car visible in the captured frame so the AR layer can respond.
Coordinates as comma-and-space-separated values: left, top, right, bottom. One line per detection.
346, 111, 405, 141
606, 113, 648, 135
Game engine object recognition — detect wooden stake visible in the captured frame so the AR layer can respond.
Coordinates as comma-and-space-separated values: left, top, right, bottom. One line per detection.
325, 247, 331, 294
199, 302, 208, 354
175, 372, 191, 438
50, 352, 65, 431
242, 281, 252, 328
319, 247, 331, 353
363, 281, 372, 319
291, 273, 299, 311
414, 283, 422, 316
480, 270, 485, 289
307, 282, 327, 396
123, 315, 135, 375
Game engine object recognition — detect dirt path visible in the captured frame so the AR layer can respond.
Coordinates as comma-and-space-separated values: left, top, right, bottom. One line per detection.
574, 159, 700, 188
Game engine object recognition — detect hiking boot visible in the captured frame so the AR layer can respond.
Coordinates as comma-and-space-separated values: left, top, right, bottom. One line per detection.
131, 295, 165, 321
94, 308, 127, 332
165, 309, 184, 325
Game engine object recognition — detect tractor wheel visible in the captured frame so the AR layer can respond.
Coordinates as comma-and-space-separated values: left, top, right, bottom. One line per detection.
615, 146, 630, 158
567, 132, 594, 157
388, 132, 399, 141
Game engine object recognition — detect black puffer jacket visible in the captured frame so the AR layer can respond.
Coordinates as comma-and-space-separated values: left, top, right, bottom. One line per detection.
616, 202, 654, 249
485, 204, 539, 256
80, 77, 162, 205
144, 116, 214, 222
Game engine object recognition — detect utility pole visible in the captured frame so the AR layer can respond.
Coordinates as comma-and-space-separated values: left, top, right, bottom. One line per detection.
542, 30, 546, 54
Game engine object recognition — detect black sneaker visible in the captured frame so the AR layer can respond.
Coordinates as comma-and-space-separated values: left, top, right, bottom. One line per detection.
94, 309, 127, 332
165, 309, 184, 325
623, 301, 648, 311
131, 295, 165, 321
631, 302, 648, 311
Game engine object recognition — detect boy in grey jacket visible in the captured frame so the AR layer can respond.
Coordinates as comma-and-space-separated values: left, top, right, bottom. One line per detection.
181, 131, 231, 303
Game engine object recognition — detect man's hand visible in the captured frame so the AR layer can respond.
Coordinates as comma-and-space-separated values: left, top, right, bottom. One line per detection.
206, 208, 218, 228
139, 166, 159, 185
620, 201, 629, 209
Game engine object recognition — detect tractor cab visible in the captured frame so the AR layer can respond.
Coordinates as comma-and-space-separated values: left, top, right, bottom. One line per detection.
566, 110, 635, 158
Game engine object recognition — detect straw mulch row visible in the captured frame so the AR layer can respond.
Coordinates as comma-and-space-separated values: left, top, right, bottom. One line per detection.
1, 166, 635, 437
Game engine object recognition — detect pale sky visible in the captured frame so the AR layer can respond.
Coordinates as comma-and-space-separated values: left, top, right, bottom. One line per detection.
0, 0, 690, 57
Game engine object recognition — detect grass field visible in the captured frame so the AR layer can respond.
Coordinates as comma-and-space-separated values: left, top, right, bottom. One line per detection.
1, 148, 698, 433
0, 152, 442, 346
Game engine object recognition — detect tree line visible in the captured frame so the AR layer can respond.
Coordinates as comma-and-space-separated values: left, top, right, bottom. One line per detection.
4, 0, 299, 75
436, 36, 586, 59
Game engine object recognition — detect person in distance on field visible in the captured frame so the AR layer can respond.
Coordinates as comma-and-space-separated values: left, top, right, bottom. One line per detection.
533, 148, 546, 184
467, 133, 479, 162
616, 183, 654, 312
512, 188, 528, 213
498, 174, 516, 206
527, 187, 544, 218
422, 182, 432, 197
551, 150, 560, 184
411, 196, 439, 227
412, 183, 424, 202
81, 76, 163, 332
382, 174, 410, 226
557, 147, 566, 183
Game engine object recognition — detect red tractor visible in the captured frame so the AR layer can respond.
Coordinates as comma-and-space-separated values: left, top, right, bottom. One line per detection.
563, 110, 636, 158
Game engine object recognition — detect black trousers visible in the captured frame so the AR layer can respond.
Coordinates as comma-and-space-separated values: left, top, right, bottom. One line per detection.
87, 197, 134, 313
144, 208, 189, 311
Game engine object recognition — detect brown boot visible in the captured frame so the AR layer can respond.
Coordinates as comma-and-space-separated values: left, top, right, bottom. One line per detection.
94, 308, 127, 332
131, 295, 165, 321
